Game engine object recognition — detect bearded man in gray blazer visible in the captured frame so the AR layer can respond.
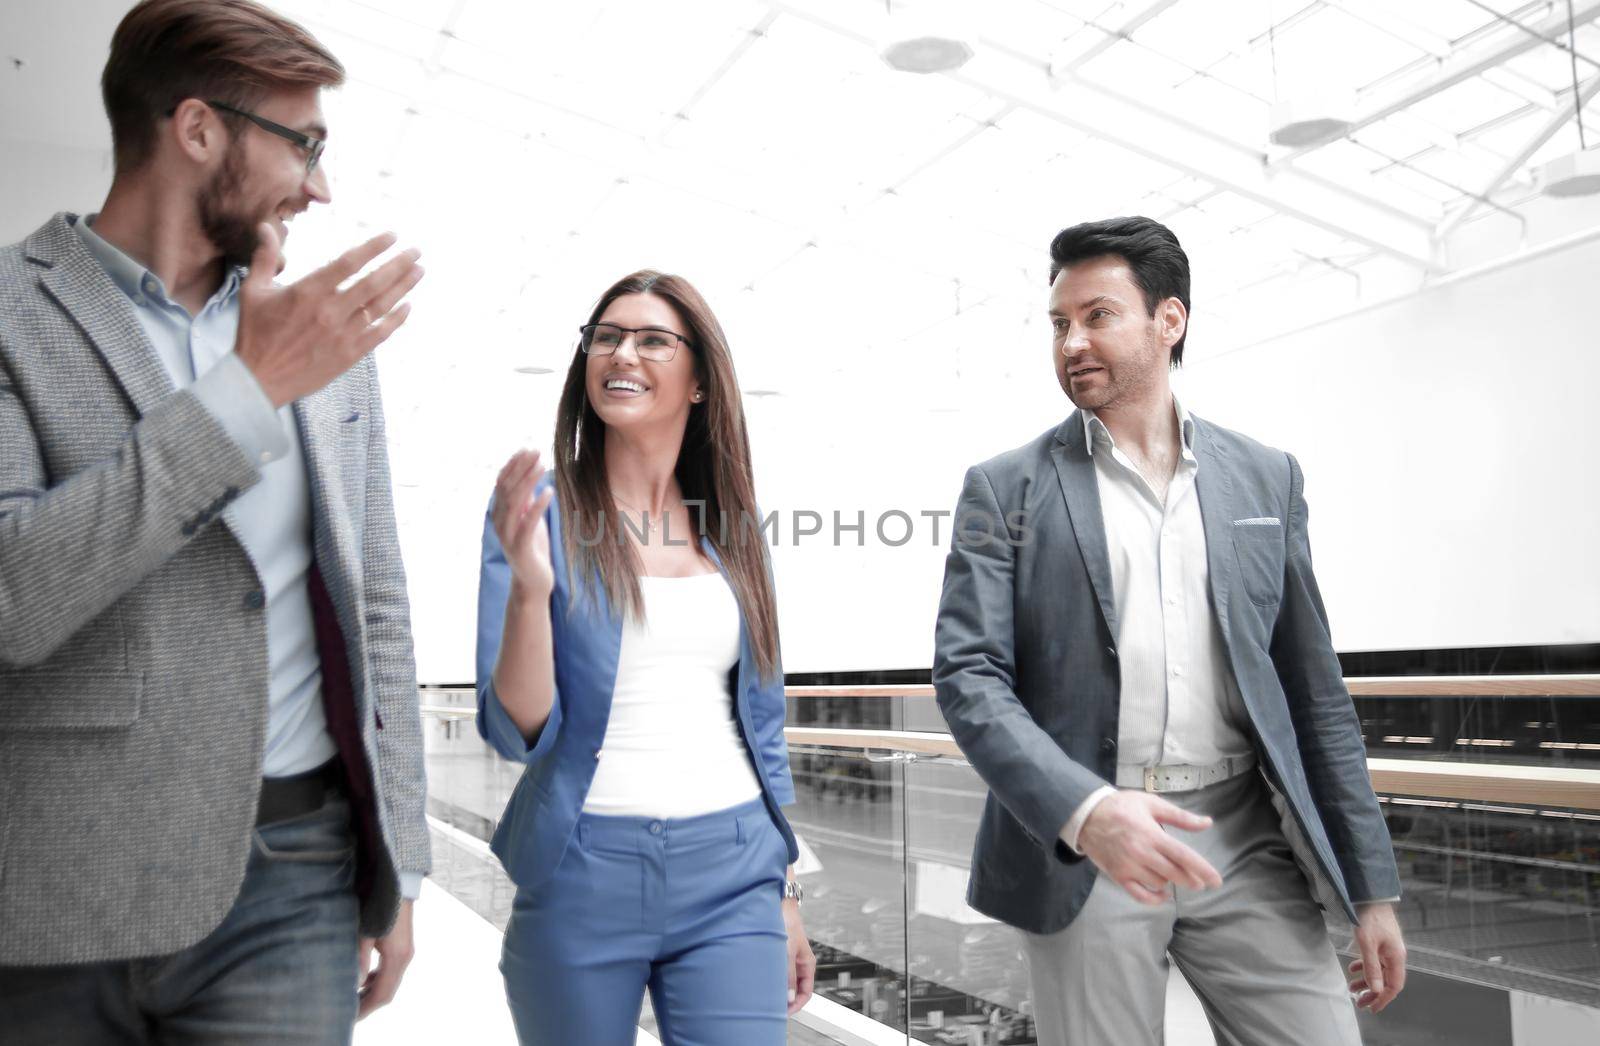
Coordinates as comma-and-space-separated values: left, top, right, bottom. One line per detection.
933, 216, 1408, 1045
0, 1, 428, 1041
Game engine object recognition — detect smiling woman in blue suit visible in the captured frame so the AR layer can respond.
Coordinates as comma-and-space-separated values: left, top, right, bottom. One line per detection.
474, 270, 813, 1046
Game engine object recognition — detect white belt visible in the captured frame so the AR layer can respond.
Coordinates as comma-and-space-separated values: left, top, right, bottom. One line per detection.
1115, 753, 1257, 793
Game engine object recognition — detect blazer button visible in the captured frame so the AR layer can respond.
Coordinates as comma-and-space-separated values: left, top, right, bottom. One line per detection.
244, 590, 266, 610
1105, 646, 1117, 659
1100, 737, 1117, 754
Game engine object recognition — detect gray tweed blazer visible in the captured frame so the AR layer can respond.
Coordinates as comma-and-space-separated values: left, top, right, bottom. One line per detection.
0, 214, 430, 964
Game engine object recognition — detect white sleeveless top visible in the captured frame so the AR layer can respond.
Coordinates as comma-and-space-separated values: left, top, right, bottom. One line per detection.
581, 572, 764, 818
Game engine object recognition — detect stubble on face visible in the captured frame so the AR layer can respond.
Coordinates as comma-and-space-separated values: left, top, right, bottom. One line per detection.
1060, 323, 1166, 412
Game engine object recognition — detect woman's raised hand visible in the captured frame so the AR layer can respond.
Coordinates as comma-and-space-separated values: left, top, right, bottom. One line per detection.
492, 449, 556, 598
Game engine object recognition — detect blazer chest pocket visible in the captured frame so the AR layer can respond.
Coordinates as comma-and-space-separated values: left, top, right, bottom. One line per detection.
337, 412, 369, 534
1232, 524, 1285, 606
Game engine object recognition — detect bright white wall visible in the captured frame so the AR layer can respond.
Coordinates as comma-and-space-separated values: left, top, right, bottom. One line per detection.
0, 141, 112, 244
1179, 233, 1600, 654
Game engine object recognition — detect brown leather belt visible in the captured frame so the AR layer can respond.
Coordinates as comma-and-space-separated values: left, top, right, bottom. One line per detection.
256, 758, 343, 827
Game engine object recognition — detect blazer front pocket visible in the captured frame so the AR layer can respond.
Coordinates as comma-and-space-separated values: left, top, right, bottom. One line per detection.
0, 669, 143, 731
1232, 524, 1285, 606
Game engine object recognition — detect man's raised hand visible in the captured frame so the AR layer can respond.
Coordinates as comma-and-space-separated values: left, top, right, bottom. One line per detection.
236, 225, 424, 407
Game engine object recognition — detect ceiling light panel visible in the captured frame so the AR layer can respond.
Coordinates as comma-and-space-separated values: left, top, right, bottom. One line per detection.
1291, 137, 1451, 214
1262, 6, 1425, 92
1239, 212, 1354, 259
284, 15, 433, 98
1391, 0, 1508, 40
1370, 158, 1468, 205
878, 108, 1092, 241
1401, 73, 1531, 136
1164, 203, 1254, 251
559, 178, 797, 296
433, 7, 761, 140
1500, 26, 1600, 92
1465, 105, 1559, 159
1159, 74, 1273, 145
1388, 137, 1506, 192
1033, 0, 1138, 21
833, 195, 1040, 297
1075, 38, 1202, 97
966, 0, 1091, 57
1186, 190, 1278, 230
668, 15, 991, 207
1127, 3, 1264, 77
279, 0, 445, 62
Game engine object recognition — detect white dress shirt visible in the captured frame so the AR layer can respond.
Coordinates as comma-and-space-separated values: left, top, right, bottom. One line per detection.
1061, 396, 1253, 851
582, 573, 764, 818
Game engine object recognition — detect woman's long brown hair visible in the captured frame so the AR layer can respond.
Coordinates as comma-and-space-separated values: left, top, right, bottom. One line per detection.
553, 270, 780, 681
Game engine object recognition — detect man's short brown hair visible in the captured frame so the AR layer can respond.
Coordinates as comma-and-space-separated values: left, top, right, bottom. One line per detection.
102, 0, 345, 172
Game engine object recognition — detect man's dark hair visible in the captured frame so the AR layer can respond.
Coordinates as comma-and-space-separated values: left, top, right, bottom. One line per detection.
1049, 216, 1191, 367
102, 0, 345, 173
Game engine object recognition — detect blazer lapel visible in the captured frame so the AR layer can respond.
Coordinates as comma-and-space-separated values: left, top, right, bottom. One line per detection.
1190, 417, 1238, 651
29, 215, 175, 417
1051, 412, 1120, 641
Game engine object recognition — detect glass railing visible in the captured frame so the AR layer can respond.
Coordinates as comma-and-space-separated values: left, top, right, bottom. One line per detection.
419, 674, 1600, 1045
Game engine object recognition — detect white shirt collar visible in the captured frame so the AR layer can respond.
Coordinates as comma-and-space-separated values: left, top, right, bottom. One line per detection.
1084, 395, 1197, 464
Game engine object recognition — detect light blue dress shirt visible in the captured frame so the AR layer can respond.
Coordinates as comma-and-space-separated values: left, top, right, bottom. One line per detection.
73, 215, 335, 777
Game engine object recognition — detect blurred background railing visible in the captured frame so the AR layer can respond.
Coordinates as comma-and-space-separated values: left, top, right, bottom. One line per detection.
419, 674, 1600, 1045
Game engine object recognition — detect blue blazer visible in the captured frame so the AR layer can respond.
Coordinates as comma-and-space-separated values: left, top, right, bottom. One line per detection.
475, 475, 798, 891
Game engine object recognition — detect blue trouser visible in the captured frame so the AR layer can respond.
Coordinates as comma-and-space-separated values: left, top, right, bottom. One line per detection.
501, 796, 790, 1046
0, 790, 361, 1044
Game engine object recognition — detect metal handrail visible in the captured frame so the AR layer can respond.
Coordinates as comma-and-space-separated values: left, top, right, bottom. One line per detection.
780, 675, 1600, 699
422, 707, 1600, 812
421, 674, 1600, 701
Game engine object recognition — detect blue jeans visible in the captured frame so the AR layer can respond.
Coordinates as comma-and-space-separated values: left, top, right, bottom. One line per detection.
0, 790, 361, 1045
501, 796, 791, 1046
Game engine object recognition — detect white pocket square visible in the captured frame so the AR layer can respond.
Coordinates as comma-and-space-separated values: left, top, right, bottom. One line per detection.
1232, 517, 1281, 526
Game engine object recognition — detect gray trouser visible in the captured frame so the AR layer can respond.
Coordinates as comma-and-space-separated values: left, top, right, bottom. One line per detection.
1023, 770, 1361, 1046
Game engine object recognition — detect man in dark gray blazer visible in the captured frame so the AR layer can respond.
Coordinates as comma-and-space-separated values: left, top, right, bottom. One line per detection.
0, 1, 427, 1041
934, 216, 1407, 1045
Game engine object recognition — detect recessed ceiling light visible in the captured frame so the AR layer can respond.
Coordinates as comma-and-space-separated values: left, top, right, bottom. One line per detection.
881, 35, 973, 74
514, 366, 554, 375
878, 2, 975, 74
744, 389, 780, 397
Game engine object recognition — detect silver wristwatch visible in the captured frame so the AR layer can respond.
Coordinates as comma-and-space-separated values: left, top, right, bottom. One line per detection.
782, 879, 803, 905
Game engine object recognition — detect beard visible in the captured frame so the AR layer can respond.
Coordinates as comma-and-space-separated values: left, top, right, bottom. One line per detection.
197, 142, 264, 270
1060, 326, 1166, 409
